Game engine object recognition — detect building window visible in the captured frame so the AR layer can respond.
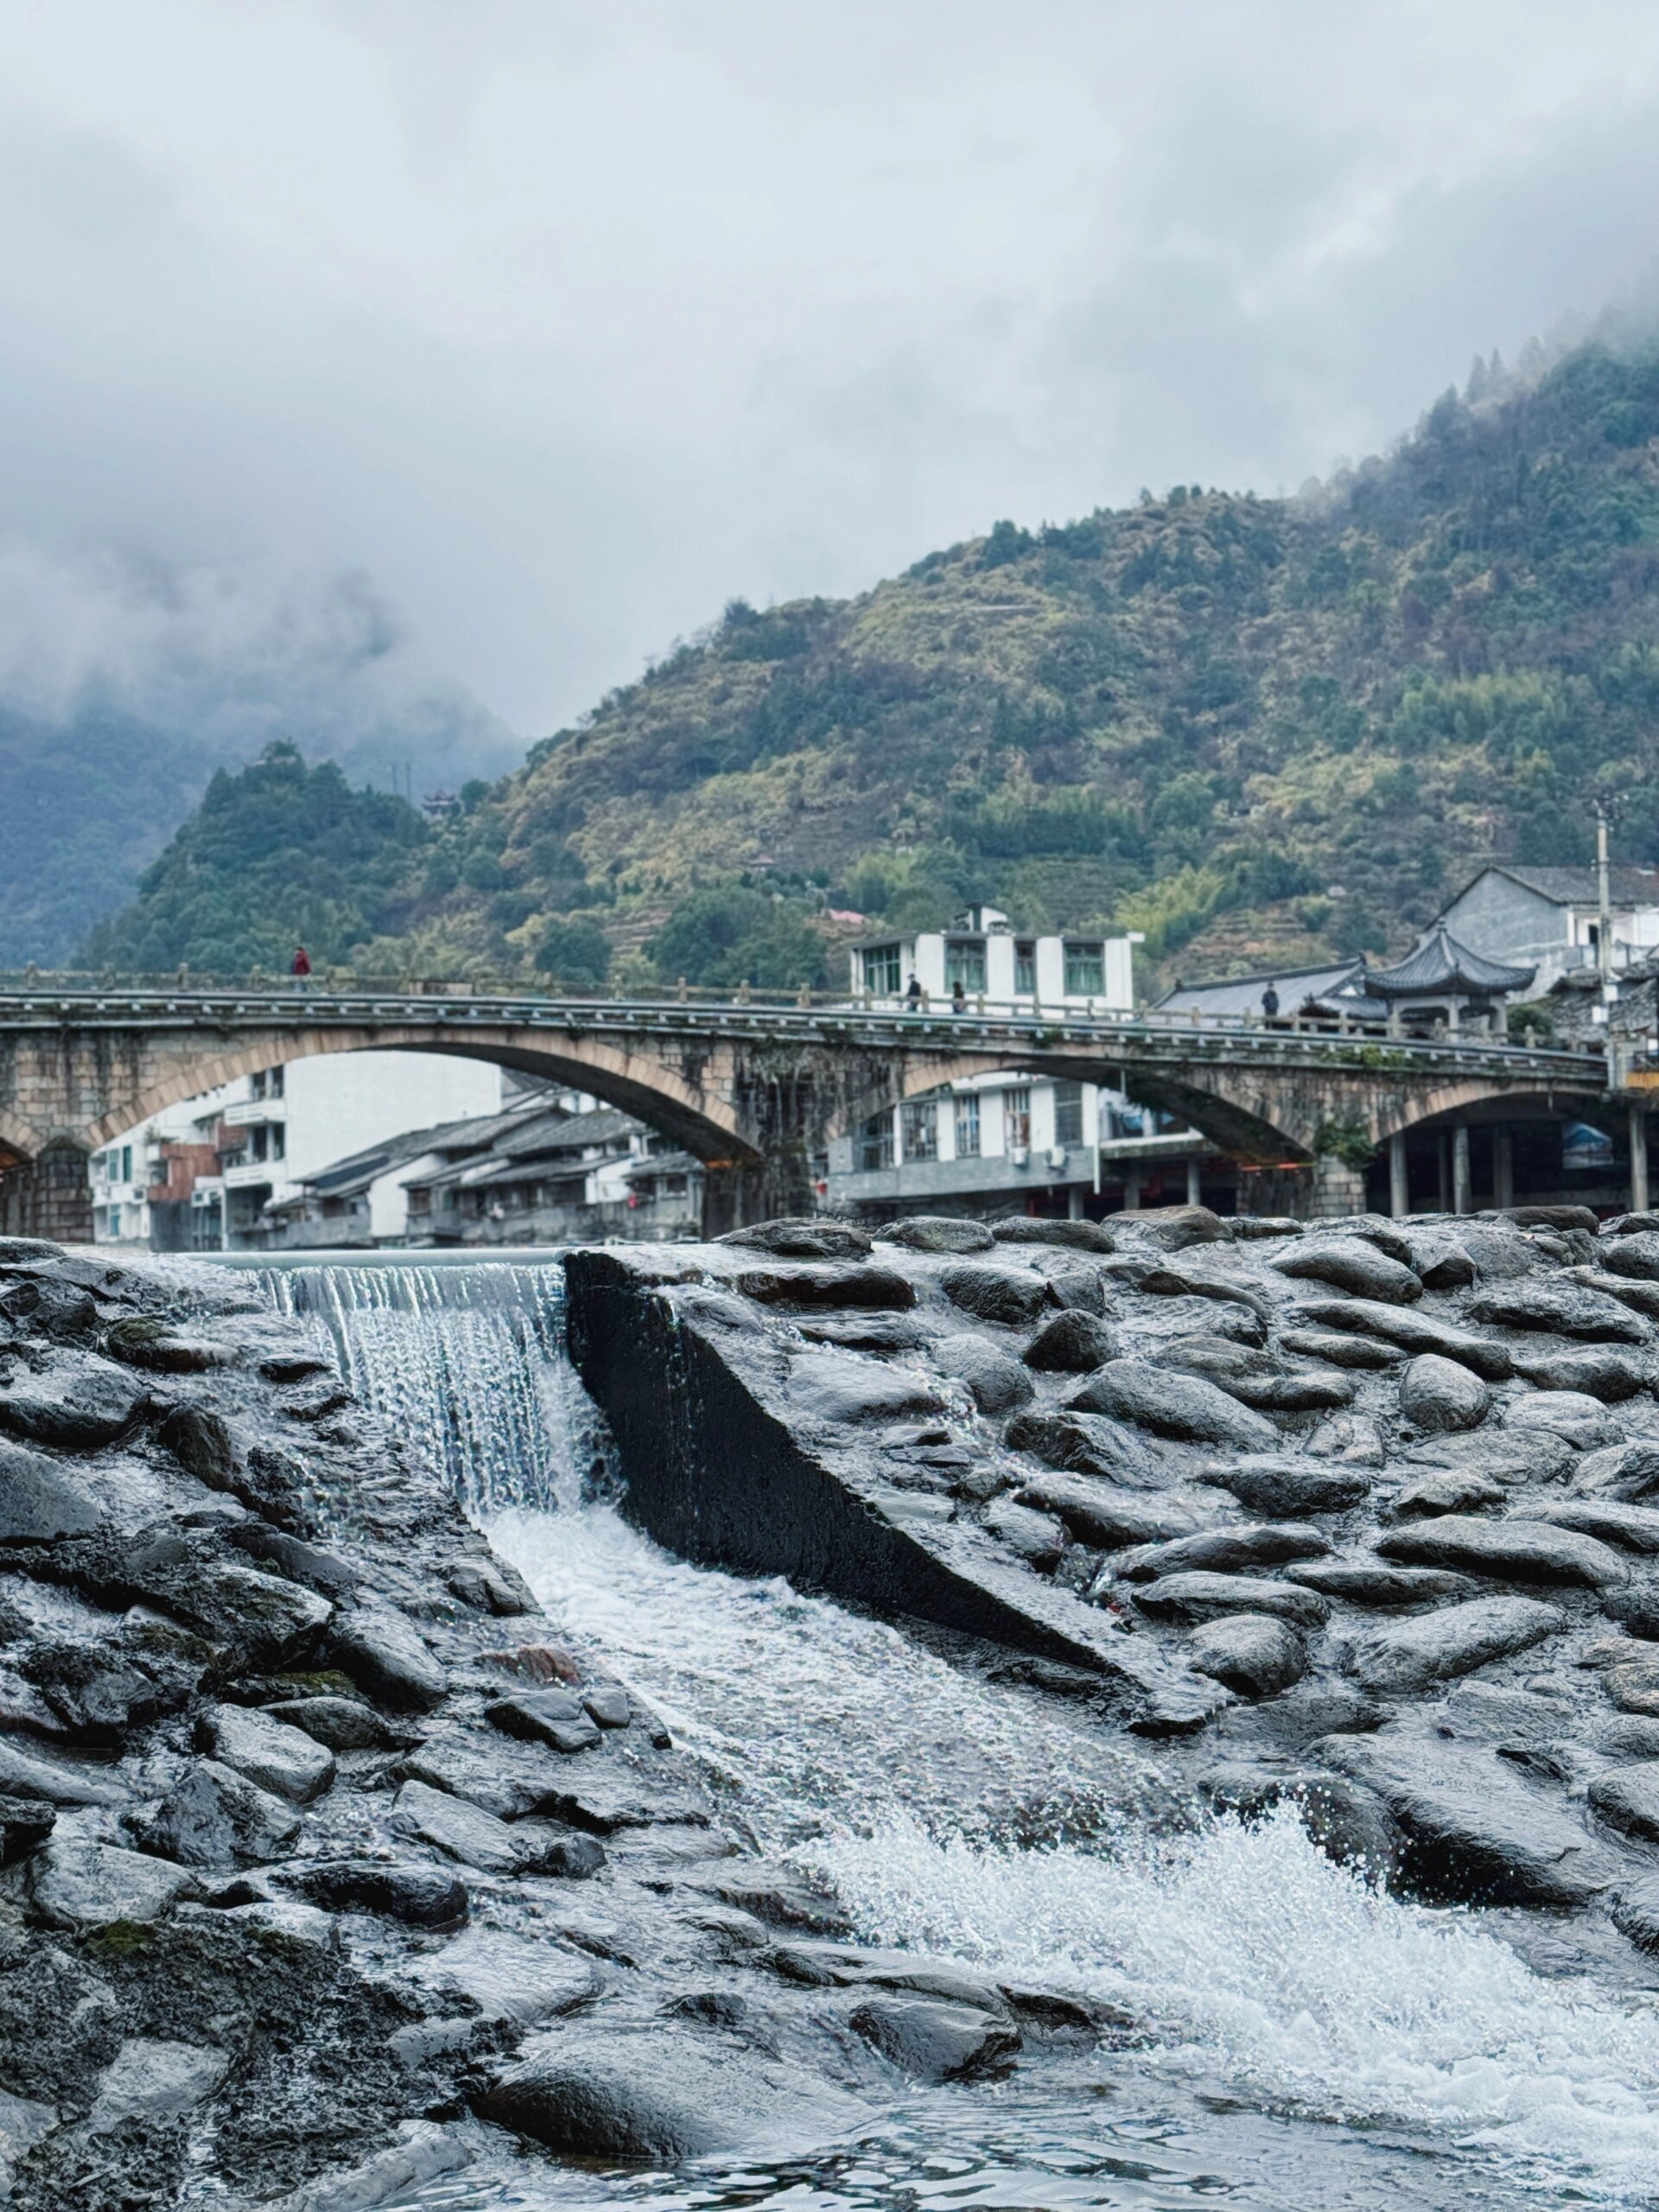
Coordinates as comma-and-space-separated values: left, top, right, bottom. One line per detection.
270, 1126, 286, 1160
270, 1065, 284, 1097
858, 1111, 894, 1171
863, 944, 903, 994
955, 1095, 981, 1158
902, 1098, 938, 1161
1004, 1087, 1032, 1149
945, 938, 986, 994
1014, 940, 1037, 994
108, 1205, 121, 1237
1053, 1080, 1084, 1147
121, 1145, 132, 1183
1064, 941, 1104, 995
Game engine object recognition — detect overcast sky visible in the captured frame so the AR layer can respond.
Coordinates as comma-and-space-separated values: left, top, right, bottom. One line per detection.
6, 0, 1659, 744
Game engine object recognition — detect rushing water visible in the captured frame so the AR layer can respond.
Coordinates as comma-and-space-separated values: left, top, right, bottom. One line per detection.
275, 1259, 1659, 2210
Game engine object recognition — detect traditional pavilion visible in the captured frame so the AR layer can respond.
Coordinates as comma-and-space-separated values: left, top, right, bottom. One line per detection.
1361, 925, 1536, 1034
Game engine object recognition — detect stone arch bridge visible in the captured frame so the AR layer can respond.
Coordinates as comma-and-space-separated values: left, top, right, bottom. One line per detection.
0, 981, 1622, 1241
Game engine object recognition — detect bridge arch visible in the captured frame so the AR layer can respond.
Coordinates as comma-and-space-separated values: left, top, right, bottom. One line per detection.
1372, 1080, 1609, 1145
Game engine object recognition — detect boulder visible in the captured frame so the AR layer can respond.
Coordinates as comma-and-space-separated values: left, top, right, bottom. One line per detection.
798, 1315, 931, 1353
1274, 1238, 1423, 1304
1010, 1476, 1200, 1550
1115, 1523, 1329, 1583
1523, 1499, 1659, 1554
1285, 1561, 1474, 1607
1066, 1361, 1277, 1449
486, 1690, 605, 1755
1509, 1391, 1618, 1450
130, 1548, 334, 1669
1198, 1459, 1370, 1516
1609, 1880, 1659, 1954
1573, 1440, 1659, 1499
1389, 1467, 1507, 1519
22, 1637, 193, 1741
0, 1734, 129, 1805
390, 1778, 529, 1874
1001, 1410, 1169, 1486
1112, 1204, 1229, 1250
932, 1337, 1034, 1414
1500, 1204, 1600, 1234
104, 1317, 238, 1371
1288, 1299, 1512, 1380
0, 1796, 54, 1865
1567, 1267, 1659, 1321
227, 1523, 363, 1599
1187, 1613, 1306, 1698
736, 1265, 916, 1311
444, 1557, 534, 1615
849, 1995, 1020, 2082
720, 1219, 873, 1260
331, 1602, 448, 1711
1469, 1281, 1649, 1344
86, 2038, 229, 2133
1341, 1594, 1565, 1694
1588, 1762, 1659, 1843
133, 1757, 302, 1866
1129, 1572, 1329, 1627
0, 1361, 150, 1449
880, 1217, 995, 1254
1376, 1513, 1630, 1589
0, 1439, 101, 1541
1596, 1230, 1659, 1281
982, 1498, 1066, 1569
939, 1265, 1052, 1327
289, 1858, 470, 1927
1510, 1346, 1651, 1402
29, 1837, 196, 1929
992, 1217, 1116, 1253
582, 1686, 633, 1729
1160, 1336, 1351, 1412
1044, 1265, 1109, 1314
196, 1702, 336, 1802
263, 1694, 408, 1751
1399, 1355, 1492, 1434
1280, 1328, 1405, 1371
1021, 1311, 1116, 1373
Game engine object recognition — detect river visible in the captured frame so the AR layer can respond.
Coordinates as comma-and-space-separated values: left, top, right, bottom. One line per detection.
267, 1257, 1659, 2210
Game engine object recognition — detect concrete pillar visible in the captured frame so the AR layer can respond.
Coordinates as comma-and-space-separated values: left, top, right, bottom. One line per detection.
1123, 1164, 1143, 1211
1452, 1122, 1473, 1216
1388, 1132, 1409, 1220
0, 1142, 94, 1244
1067, 1185, 1084, 1220
1631, 1108, 1650, 1216
1185, 1157, 1202, 1205
1493, 1127, 1514, 1211
1437, 1132, 1450, 1213
1310, 1154, 1368, 1219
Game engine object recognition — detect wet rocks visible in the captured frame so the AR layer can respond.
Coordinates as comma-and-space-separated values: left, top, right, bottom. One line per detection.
1129, 1572, 1329, 1628
1469, 1280, 1650, 1343
983, 1498, 1067, 1570
1274, 1237, 1423, 1304
0, 1439, 101, 1541
0, 1359, 152, 1450
289, 1859, 470, 1928
1284, 1561, 1474, 1607
1066, 1360, 1277, 1449
28, 1836, 197, 1930
1523, 1499, 1659, 1554
329, 1601, 448, 1710
1398, 1355, 1491, 1434
0, 1796, 54, 1864
1114, 1204, 1228, 1250
1021, 1311, 1116, 1373
737, 1264, 916, 1310
850, 1994, 1020, 2081
1010, 1477, 1198, 1550
1280, 1327, 1405, 1370
264, 1694, 408, 1751
1289, 1299, 1512, 1380
196, 1701, 337, 1801
1116, 1523, 1328, 1582
1587, 1762, 1659, 1843
486, 1688, 605, 1754
1389, 1467, 1506, 1518
788, 1349, 944, 1427
1341, 1594, 1565, 1694
720, 1219, 873, 1260
1198, 1459, 1371, 1516
1187, 1613, 1306, 1699
1001, 1410, 1167, 1486
1510, 1390, 1618, 1450
1376, 1514, 1630, 1589
992, 1217, 1116, 1253
133, 1756, 304, 1866
1510, 1345, 1651, 1401
391, 1778, 532, 1874
880, 1217, 995, 1254
939, 1264, 1053, 1326
1573, 1440, 1659, 1498
932, 1336, 1034, 1414
1595, 1230, 1659, 1281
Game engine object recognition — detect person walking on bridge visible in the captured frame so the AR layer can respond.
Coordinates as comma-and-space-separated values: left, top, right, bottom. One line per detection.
905, 973, 923, 1010
1261, 982, 1280, 1020
290, 945, 312, 991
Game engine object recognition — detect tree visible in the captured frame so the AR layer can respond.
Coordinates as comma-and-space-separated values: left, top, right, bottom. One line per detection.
535, 916, 613, 989
650, 887, 828, 989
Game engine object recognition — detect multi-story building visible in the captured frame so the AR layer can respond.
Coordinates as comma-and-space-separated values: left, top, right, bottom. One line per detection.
1437, 864, 1659, 993
849, 906, 1138, 1010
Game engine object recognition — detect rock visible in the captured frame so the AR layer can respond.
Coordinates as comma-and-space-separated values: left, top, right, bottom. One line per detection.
1113, 1204, 1229, 1250
1284, 1561, 1474, 1606
263, 1694, 407, 1751
1110, 1256, 1270, 1328
1319, 1734, 1607, 1905
1376, 1514, 1630, 1589
1389, 1468, 1507, 1518
931, 1336, 1034, 1414
983, 1499, 1066, 1570
1510, 1346, 1651, 1402
1418, 1246, 1478, 1292
582, 1685, 633, 1728
475, 2030, 871, 2158
1596, 1230, 1659, 1281
228, 1523, 363, 1599
1067, 1361, 1277, 1449
532, 1830, 608, 1878
1523, 1499, 1659, 1553
1433, 1680, 1573, 1744
161, 1554, 334, 1668
197, 1701, 336, 1801
1116, 1523, 1329, 1582
1001, 1410, 1168, 1486
1606, 1668, 1659, 1717
736, 1265, 917, 1311
331, 1601, 448, 1711
1274, 1238, 1423, 1304
257, 1349, 334, 1382
720, 1219, 873, 1259
1021, 1311, 1116, 1372
0, 1438, 101, 1541
1306, 1413, 1388, 1465
22, 1636, 192, 1741
849, 1994, 1020, 2082
486, 1690, 605, 1755
1012, 1476, 1199, 1550
0, 1733, 129, 1805
992, 1217, 1116, 1253
1604, 1584, 1659, 1638
939, 1265, 1052, 1326
86, 2037, 228, 2133
105, 1317, 238, 1372
1187, 1613, 1306, 1698
788, 1349, 944, 1428
1501, 1204, 1601, 1234
444, 1557, 532, 1614
1609, 1880, 1659, 1954
1470, 1281, 1649, 1343
29, 1836, 196, 1929
1198, 1459, 1371, 1516
1592, 1715, 1659, 1759
1399, 1355, 1492, 1435
798, 1315, 931, 1352
289, 1859, 470, 1928
1200, 1764, 1400, 1878
1509, 1391, 1618, 1450
1588, 1762, 1659, 1842
1573, 1440, 1659, 1499
1045, 1265, 1109, 1313
1280, 1328, 1405, 1371
1320, 1216, 1418, 1263
1289, 1299, 1512, 1380
258, 2124, 473, 2212
134, 1757, 303, 1866
880, 1217, 995, 1254
1341, 1594, 1566, 1693
0, 1795, 54, 1864
0, 1361, 150, 1449
390, 1778, 530, 1873
1567, 1267, 1659, 1321
1129, 1572, 1329, 1627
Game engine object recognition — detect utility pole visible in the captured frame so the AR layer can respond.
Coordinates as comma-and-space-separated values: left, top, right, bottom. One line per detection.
1598, 800, 1613, 987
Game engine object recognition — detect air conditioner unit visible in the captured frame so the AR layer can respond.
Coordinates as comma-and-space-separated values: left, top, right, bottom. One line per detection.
1010, 1145, 1029, 1166
1047, 1146, 1067, 1170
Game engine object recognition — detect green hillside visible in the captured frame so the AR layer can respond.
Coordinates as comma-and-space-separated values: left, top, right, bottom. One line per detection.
85, 338, 1659, 991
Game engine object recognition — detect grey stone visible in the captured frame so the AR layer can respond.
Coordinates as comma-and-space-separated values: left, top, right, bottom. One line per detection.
939, 1264, 1052, 1326
104, 1319, 238, 1372
1110, 1256, 1270, 1327
1433, 1680, 1573, 1743
1021, 1311, 1116, 1372
1289, 1299, 1512, 1380
797, 1314, 930, 1352
1567, 1267, 1659, 1320
1376, 1514, 1630, 1589
1389, 1468, 1506, 1518
1160, 1336, 1352, 1414
1199, 1459, 1370, 1516
0, 1438, 101, 1541
135, 1756, 302, 1866
992, 1217, 1116, 1253
1044, 1264, 1109, 1313
391, 1777, 527, 1873
1011, 1476, 1199, 1550
1187, 1612, 1306, 1698
22, 1636, 192, 1740
1589, 1762, 1659, 1842
134, 1550, 334, 1669
86, 2038, 228, 2133
331, 1601, 448, 1711
1592, 1716, 1659, 1759
1399, 1355, 1492, 1435
1067, 1360, 1277, 1449
1509, 1391, 1618, 1450
0, 1794, 54, 1864
1113, 1204, 1229, 1250
1511, 1346, 1651, 1402
289, 1859, 470, 1928
228, 1523, 363, 1598
1274, 1237, 1423, 1304
258, 2124, 473, 2212
737, 1264, 916, 1311
197, 1701, 336, 1801
931, 1335, 1033, 1414
1116, 1523, 1329, 1583
582, 1685, 633, 1728
1596, 1230, 1659, 1281
263, 1694, 406, 1751
1609, 1880, 1659, 1954
849, 1995, 1020, 2081
0, 1361, 150, 1449
1523, 1499, 1659, 1554
0, 1734, 129, 1805
1280, 1328, 1406, 1371
1573, 1440, 1659, 1499
1129, 1572, 1329, 1627
1470, 1280, 1649, 1344
720, 1218, 873, 1258
788, 1349, 944, 1428
1001, 1410, 1169, 1487
983, 1498, 1066, 1570
486, 1690, 604, 1755
444, 1557, 532, 1614
1285, 1561, 1475, 1606
880, 1217, 995, 1254
1341, 1594, 1565, 1693
29, 1836, 196, 1929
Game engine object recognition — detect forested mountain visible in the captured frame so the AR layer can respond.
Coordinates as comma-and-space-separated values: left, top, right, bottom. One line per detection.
84, 336, 1659, 991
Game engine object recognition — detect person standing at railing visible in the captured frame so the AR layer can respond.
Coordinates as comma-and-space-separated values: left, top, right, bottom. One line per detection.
1261, 982, 1280, 1020
951, 978, 968, 1015
290, 945, 312, 992
906, 974, 923, 1009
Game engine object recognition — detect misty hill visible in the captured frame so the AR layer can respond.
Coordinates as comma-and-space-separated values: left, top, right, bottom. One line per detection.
86, 337, 1659, 989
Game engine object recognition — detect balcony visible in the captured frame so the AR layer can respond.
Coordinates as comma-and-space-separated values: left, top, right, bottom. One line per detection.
221, 1099, 288, 1129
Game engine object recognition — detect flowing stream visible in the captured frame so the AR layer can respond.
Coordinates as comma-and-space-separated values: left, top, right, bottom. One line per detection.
271, 1259, 1659, 2210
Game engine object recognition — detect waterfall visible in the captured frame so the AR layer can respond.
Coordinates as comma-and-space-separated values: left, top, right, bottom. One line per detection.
265, 1257, 1659, 2210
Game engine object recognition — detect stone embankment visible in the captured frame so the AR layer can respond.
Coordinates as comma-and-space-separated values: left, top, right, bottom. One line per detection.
566, 1202, 1659, 1931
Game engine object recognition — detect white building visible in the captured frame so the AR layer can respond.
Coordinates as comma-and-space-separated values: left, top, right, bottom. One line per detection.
1437, 865, 1659, 994
849, 906, 1139, 1011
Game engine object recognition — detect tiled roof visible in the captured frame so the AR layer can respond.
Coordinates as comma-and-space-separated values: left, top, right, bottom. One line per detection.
1363, 924, 1535, 997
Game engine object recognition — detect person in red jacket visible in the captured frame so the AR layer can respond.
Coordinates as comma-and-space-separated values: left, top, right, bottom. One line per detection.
290, 945, 312, 990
